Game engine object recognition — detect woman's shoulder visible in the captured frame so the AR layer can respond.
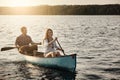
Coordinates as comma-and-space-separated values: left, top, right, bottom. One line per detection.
43, 39, 48, 42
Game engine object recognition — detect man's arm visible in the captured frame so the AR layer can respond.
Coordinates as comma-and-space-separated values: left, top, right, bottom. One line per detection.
31, 42, 42, 45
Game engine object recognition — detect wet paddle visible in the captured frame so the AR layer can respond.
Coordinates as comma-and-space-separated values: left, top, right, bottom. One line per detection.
56, 39, 66, 55
1, 47, 17, 51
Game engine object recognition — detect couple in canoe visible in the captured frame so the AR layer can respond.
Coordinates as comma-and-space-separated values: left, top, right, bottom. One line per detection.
15, 26, 64, 58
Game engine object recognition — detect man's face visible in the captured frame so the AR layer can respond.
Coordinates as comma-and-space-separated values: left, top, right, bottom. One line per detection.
22, 28, 27, 35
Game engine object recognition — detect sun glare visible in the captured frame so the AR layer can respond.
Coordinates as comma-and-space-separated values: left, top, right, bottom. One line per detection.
8, 0, 33, 7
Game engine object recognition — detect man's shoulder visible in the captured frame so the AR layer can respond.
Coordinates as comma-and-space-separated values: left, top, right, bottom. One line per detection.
18, 34, 31, 37
26, 35, 31, 38
16, 34, 32, 41
17, 35, 22, 38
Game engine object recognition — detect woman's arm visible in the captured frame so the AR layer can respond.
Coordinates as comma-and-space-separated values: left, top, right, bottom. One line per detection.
48, 38, 57, 45
45, 37, 57, 46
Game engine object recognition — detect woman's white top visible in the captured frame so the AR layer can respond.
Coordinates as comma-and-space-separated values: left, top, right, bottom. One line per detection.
43, 39, 59, 54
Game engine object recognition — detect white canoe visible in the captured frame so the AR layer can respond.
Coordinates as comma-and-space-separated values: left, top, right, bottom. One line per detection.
21, 52, 76, 72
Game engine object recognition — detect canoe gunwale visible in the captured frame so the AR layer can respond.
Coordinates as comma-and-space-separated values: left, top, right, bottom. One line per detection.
21, 52, 76, 59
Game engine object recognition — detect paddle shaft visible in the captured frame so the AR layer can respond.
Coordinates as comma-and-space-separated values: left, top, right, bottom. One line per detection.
1, 42, 41, 51
56, 39, 66, 55
1, 47, 17, 51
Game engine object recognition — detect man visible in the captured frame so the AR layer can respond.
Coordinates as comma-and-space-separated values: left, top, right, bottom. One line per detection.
15, 26, 38, 55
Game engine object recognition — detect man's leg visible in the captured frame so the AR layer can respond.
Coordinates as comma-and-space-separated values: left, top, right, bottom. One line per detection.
30, 45, 38, 56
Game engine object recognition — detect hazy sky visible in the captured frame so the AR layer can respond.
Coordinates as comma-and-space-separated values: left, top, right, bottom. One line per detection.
0, 0, 120, 6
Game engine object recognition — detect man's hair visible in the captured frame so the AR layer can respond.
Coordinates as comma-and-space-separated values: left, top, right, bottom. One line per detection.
21, 26, 26, 32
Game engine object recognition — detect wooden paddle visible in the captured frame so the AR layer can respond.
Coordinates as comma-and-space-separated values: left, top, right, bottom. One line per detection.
56, 39, 66, 55
1, 47, 17, 51
1, 42, 42, 51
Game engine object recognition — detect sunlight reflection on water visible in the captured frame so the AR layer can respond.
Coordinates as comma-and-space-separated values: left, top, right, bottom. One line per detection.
0, 15, 120, 80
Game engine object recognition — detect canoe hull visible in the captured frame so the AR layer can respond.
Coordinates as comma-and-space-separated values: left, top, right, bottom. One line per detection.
22, 54, 76, 72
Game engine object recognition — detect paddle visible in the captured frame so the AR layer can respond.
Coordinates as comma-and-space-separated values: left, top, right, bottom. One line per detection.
56, 39, 66, 55
1, 42, 42, 51
1, 47, 17, 51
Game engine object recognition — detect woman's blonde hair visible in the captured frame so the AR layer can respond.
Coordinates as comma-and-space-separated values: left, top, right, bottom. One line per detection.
43, 28, 53, 43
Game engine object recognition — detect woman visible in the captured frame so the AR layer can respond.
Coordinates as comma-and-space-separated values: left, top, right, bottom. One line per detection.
43, 28, 62, 57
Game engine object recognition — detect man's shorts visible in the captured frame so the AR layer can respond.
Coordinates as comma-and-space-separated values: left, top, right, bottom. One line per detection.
19, 45, 38, 54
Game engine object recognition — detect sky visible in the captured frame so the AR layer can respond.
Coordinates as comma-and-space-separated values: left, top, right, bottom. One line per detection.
0, 0, 120, 7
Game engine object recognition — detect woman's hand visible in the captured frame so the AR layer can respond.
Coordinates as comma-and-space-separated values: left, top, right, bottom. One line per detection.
57, 48, 64, 52
54, 37, 58, 41
61, 49, 64, 53
48, 37, 57, 46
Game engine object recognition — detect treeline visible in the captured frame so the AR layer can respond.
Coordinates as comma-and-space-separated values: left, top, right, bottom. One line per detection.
0, 4, 120, 15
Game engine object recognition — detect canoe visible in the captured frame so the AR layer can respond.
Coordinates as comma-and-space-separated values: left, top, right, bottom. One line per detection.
21, 52, 76, 72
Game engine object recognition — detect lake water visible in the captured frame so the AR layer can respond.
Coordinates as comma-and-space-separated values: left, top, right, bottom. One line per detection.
0, 15, 120, 80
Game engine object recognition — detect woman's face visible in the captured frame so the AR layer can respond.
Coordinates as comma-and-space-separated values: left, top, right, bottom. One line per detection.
47, 30, 53, 38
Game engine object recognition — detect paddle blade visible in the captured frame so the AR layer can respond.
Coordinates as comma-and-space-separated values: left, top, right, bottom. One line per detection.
1, 47, 16, 51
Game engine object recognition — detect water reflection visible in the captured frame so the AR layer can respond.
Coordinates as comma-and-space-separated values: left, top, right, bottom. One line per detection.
1, 61, 76, 80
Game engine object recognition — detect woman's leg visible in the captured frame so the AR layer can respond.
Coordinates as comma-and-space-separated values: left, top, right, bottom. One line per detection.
55, 52, 61, 57
44, 52, 54, 57
44, 52, 60, 57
